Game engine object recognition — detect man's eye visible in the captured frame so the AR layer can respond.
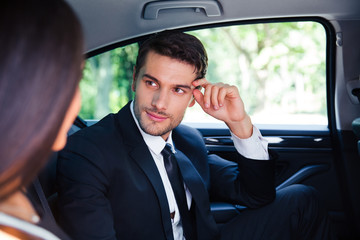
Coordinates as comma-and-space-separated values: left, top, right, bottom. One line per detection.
145, 80, 157, 87
174, 88, 185, 94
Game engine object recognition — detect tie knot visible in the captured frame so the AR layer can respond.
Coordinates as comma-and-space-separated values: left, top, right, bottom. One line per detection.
161, 143, 173, 158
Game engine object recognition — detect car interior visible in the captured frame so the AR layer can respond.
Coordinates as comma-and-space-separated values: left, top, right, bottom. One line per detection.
33, 0, 360, 239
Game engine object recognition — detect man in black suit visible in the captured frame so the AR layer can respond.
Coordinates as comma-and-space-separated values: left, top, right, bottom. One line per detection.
56, 31, 333, 240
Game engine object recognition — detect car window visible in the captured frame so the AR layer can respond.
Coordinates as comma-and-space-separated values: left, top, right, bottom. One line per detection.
80, 21, 327, 128
80, 43, 138, 120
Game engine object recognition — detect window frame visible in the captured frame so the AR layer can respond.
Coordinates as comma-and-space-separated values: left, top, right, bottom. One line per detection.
82, 17, 335, 134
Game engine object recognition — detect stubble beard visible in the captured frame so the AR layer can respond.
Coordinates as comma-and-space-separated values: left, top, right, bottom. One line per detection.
133, 100, 184, 137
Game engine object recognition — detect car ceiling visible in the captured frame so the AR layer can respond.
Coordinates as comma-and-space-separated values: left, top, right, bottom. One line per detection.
65, 0, 360, 53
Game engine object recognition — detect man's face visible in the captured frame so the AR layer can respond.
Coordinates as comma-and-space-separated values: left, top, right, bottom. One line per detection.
132, 51, 197, 140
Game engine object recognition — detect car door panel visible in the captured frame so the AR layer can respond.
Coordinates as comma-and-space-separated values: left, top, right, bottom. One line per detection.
199, 127, 349, 236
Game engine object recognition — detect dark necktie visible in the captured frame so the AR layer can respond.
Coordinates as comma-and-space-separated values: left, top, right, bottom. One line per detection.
161, 144, 194, 240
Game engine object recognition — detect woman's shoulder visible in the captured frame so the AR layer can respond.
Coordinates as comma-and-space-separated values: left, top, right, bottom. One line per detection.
0, 212, 61, 240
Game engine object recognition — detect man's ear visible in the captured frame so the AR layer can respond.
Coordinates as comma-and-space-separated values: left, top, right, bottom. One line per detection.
131, 67, 136, 92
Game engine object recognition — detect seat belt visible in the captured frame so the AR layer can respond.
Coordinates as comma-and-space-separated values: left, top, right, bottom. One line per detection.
31, 178, 59, 230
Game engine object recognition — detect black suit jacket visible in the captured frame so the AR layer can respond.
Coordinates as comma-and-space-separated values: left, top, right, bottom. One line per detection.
56, 102, 276, 240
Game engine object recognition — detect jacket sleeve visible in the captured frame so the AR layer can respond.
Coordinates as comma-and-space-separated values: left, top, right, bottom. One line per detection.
208, 151, 277, 208
56, 133, 117, 240
173, 124, 276, 209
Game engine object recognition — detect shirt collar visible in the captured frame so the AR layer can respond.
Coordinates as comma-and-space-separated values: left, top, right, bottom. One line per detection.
130, 101, 175, 155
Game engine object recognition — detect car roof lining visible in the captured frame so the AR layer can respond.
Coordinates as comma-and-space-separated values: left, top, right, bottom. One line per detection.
65, 0, 360, 53
86, 16, 329, 58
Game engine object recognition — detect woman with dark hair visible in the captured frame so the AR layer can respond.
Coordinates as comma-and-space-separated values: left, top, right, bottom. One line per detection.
0, 0, 84, 239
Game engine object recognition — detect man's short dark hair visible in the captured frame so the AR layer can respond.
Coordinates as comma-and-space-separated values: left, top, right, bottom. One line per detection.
134, 30, 208, 80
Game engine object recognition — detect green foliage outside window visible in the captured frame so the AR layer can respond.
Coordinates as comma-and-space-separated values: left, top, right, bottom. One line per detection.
80, 44, 138, 119
187, 22, 326, 125
79, 21, 326, 125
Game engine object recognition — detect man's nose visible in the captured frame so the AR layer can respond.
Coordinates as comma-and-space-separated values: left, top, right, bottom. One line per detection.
151, 89, 168, 110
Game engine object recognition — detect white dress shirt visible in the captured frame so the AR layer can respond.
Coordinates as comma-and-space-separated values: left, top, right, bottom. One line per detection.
130, 101, 269, 240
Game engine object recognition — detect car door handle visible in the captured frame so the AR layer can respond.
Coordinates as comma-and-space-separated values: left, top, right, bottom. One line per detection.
143, 0, 222, 20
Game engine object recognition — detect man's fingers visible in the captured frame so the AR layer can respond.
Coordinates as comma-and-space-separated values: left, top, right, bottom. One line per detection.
218, 87, 227, 107
211, 85, 220, 110
193, 80, 239, 112
192, 78, 208, 88
193, 88, 204, 108
203, 84, 212, 109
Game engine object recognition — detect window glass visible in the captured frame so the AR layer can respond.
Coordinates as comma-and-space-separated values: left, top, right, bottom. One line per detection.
80, 21, 327, 126
80, 44, 138, 119
185, 22, 326, 126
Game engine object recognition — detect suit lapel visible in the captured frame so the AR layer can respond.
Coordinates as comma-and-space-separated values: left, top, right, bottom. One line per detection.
174, 150, 218, 239
130, 147, 174, 240
117, 103, 174, 240
174, 151, 209, 207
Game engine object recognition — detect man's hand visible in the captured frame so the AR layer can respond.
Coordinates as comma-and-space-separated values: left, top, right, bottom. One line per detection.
192, 78, 253, 139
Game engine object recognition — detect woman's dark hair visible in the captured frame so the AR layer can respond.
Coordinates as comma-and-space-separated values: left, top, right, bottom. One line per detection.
0, 0, 84, 200
134, 30, 208, 80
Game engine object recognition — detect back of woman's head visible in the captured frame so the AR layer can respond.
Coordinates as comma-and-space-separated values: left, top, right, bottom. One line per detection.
0, 0, 84, 200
